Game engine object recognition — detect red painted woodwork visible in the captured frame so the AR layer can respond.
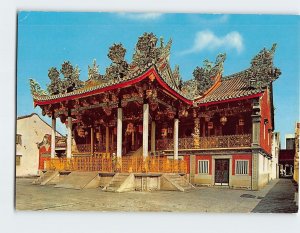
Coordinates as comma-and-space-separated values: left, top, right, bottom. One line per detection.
231, 154, 252, 176
38, 135, 51, 170
38, 146, 51, 170
259, 89, 272, 154
183, 155, 190, 174
195, 155, 212, 175
197, 93, 263, 107
34, 67, 193, 106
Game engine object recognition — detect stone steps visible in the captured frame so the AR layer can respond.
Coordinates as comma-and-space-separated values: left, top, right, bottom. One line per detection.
104, 173, 131, 192
32, 171, 59, 185
54, 171, 99, 190
162, 174, 194, 192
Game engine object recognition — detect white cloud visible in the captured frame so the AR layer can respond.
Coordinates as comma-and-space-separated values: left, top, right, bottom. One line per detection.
195, 15, 229, 24
181, 30, 244, 55
117, 13, 163, 21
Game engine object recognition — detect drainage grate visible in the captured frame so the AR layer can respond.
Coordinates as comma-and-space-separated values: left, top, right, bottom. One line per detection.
240, 194, 256, 198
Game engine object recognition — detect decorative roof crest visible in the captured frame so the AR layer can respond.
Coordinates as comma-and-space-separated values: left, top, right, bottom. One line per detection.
247, 43, 281, 90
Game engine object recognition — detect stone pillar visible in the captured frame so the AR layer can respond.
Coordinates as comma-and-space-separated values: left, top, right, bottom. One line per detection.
251, 99, 261, 190
143, 103, 149, 158
151, 121, 156, 153
50, 115, 56, 158
251, 100, 261, 147
193, 118, 200, 148
117, 107, 122, 158
105, 126, 109, 154
190, 154, 196, 184
111, 128, 114, 152
67, 115, 72, 158
90, 127, 94, 155
174, 118, 179, 160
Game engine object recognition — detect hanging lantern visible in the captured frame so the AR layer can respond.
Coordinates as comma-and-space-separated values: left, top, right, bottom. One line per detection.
239, 118, 245, 126
220, 116, 227, 125
138, 125, 143, 133
126, 123, 134, 135
205, 115, 210, 122
113, 127, 117, 135
161, 128, 167, 138
146, 89, 153, 97
208, 122, 214, 129
96, 132, 101, 141
103, 106, 112, 116
167, 109, 175, 120
77, 127, 85, 138
150, 102, 158, 111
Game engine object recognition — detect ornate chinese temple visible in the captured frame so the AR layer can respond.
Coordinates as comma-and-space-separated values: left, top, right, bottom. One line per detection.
30, 32, 281, 190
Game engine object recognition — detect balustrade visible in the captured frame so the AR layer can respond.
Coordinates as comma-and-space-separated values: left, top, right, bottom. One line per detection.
156, 134, 252, 150
44, 155, 187, 173
72, 143, 106, 154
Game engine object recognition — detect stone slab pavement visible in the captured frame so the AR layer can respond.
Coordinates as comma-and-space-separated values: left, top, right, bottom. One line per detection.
251, 179, 298, 213
15, 178, 298, 213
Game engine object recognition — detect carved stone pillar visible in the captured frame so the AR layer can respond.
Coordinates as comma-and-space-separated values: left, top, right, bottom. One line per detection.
193, 118, 200, 148
143, 103, 149, 158
51, 115, 56, 158
117, 107, 122, 158
105, 126, 109, 154
174, 118, 179, 160
151, 121, 156, 153
252, 99, 261, 147
66, 114, 72, 158
251, 99, 261, 190
90, 127, 94, 156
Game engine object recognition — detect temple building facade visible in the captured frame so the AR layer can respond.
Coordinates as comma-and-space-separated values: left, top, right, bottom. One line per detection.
29, 33, 281, 190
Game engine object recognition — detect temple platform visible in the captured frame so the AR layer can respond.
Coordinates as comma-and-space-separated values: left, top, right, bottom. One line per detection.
33, 171, 194, 192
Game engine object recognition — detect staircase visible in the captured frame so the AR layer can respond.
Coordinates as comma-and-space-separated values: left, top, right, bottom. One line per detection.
162, 173, 195, 192
126, 147, 143, 157
103, 173, 134, 192
32, 171, 59, 185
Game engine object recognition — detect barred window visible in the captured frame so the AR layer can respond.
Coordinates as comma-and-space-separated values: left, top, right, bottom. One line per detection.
16, 155, 21, 166
16, 134, 22, 145
236, 160, 248, 175
198, 160, 209, 174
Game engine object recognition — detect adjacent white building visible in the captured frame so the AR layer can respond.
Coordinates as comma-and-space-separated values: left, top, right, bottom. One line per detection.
16, 113, 62, 177
270, 132, 280, 180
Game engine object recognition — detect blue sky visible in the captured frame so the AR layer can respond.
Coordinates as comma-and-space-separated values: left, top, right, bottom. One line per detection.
17, 12, 299, 147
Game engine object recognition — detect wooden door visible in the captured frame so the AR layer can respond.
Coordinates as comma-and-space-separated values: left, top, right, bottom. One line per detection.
215, 159, 229, 185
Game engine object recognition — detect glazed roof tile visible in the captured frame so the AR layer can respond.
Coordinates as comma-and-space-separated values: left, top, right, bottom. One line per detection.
196, 71, 262, 104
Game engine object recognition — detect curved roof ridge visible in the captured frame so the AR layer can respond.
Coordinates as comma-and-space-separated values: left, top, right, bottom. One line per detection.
222, 68, 250, 81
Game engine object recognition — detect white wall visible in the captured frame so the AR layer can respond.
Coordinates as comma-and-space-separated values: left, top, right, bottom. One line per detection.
270, 132, 280, 180
16, 114, 61, 177
258, 153, 270, 188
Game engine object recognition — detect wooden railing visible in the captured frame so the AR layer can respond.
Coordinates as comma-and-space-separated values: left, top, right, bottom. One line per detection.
44, 155, 187, 173
199, 134, 251, 149
72, 143, 106, 154
156, 134, 252, 150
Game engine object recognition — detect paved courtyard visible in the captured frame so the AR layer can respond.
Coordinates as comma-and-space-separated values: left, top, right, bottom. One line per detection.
15, 178, 298, 213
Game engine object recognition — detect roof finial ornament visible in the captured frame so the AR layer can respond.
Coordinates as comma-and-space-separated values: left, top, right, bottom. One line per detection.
47, 67, 62, 95
60, 61, 84, 93
132, 32, 160, 67
160, 36, 164, 48
30, 78, 47, 96
248, 43, 281, 90
105, 43, 129, 81
88, 59, 100, 81
189, 53, 227, 95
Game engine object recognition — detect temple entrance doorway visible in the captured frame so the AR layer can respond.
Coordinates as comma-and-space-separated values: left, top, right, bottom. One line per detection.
215, 159, 229, 185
